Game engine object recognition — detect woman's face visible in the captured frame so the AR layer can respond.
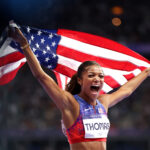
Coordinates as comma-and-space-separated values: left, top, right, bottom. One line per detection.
78, 65, 104, 101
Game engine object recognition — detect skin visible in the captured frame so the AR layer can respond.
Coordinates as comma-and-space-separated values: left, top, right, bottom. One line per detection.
9, 27, 150, 150
78, 65, 104, 106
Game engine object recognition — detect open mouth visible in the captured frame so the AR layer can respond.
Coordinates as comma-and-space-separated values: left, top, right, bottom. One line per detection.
90, 85, 100, 92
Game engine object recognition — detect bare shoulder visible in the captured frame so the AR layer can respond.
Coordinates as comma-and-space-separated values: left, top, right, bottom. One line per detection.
64, 91, 79, 109
98, 93, 110, 102
62, 91, 80, 118
61, 91, 80, 128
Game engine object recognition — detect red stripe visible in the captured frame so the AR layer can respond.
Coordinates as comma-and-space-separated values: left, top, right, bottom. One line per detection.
100, 90, 105, 95
138, 66, 147, 71
104, 76, 121, 88
57, 45, 139, 71
123, 66, 146, 81
123, 73, 135, 81
0, 62, 25, 85
54, 64, 76, 78
54, 71, 63, 89
0, 52, 25, 67
65, 77, 68, 86
57, 29, 150, 64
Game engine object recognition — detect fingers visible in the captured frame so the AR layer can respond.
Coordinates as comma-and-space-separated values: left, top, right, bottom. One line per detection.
8, 27, 19, 41
7, 27, 15, 39
8, 26, 28, 46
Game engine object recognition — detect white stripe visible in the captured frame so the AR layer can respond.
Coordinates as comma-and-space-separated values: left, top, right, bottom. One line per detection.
59, 73, 67, 90
103, 67, 127, 85
0, 38, 18, 57
102, 82, 113, 93
132, 69, 141, 76
0, 58, 26, 78
58, 55, 141, 75
56, 72, 71, 90
59, 36, 150, 67
67, 77, 71, 84
58, 55, 81, 71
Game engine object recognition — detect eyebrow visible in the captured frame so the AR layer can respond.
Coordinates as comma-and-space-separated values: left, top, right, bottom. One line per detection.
87, 71, 104, 75
84, 67, 104, 75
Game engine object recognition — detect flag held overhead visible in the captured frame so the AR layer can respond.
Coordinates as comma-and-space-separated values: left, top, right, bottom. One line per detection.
0, 22, 150, 94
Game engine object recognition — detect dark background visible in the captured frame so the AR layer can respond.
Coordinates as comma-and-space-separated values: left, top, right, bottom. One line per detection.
0, 0, 150, 150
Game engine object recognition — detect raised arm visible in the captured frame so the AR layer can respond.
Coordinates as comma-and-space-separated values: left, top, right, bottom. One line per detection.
100, 68, 150, 109
9, 26, 77, 112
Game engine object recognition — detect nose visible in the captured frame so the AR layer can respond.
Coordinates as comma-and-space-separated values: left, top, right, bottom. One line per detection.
94, 76, 100, 82
94, 76, 104, 83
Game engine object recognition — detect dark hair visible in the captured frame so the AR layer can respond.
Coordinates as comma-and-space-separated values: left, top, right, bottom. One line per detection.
66, 61, 100, 95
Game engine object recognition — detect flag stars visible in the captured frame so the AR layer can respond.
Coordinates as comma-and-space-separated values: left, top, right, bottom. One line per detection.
51, 41, 56, 47
42, 50, 47, 55
28, 40, 31, 44
37, 30, 42, 36
52, 53, 56, 58
15, 42, 18, 47
27, 27, 31, 33
31, 35, 34, 41
32, 47, 36, 52
35, 54, 39, 57
47, 65, 52, 69
46, 45, 51, 51
48, 33, 53, 39
36, 43, 40, 48
45, 57, 50, 62
41, 38, 45, 44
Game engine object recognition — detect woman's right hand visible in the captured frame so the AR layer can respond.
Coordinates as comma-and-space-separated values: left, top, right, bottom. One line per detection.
8, 26, 28, 48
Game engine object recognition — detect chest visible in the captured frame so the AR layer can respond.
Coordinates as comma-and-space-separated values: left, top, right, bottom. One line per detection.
80, 102, 106, 118
80, 103, 110, 138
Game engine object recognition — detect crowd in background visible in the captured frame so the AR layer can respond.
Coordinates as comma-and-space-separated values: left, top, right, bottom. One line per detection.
1, 64, 150, 133
0, 64, 150, 150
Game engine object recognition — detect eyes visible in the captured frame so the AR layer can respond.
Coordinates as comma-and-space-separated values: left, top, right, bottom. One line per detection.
88, 73, 104, 79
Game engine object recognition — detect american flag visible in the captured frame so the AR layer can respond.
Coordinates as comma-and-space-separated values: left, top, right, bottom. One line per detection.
0, 24, 150, 94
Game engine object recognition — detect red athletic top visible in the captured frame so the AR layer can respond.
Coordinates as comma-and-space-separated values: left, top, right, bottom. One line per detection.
61, 95, 110, 144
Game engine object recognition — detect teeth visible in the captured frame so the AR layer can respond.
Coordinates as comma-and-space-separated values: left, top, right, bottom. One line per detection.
92, 85, 99, 87
90, 85, 100, 91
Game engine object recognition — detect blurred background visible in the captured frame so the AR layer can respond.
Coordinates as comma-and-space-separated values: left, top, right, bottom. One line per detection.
0, 0, 150, 149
